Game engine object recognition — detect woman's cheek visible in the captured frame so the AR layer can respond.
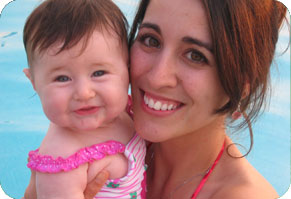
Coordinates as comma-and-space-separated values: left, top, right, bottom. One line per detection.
130, 45, 147, 79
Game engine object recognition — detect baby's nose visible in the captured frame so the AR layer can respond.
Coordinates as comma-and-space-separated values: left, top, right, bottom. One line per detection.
74, 80, 96, 101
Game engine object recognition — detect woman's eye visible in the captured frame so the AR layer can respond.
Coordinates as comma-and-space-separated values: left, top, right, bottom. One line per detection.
55, 75, 70, 82
185, 50, 208, 64
92, 70, 105, 77
139, 35, 160, 48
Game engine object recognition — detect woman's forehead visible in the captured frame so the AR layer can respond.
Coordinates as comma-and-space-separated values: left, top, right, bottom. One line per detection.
143, 0, 212, 45
145, 0, 206, 19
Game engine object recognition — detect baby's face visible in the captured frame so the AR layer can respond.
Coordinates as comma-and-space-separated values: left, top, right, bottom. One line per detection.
27, 30, 129, 131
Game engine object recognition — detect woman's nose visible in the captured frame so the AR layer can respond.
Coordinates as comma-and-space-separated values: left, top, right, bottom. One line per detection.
73, 79, 96, 101
147, 50, 178, 89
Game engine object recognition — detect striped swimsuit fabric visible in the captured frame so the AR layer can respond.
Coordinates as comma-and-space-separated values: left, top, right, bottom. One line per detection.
95, 133, 146, 199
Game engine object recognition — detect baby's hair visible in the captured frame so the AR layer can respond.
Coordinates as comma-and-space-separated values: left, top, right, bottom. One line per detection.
23, 0, 128, 66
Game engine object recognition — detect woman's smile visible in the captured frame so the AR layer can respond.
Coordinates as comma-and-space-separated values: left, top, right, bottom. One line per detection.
141, 90, 184, 116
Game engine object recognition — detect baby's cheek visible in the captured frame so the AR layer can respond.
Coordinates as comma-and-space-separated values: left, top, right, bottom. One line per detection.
43, 97, 67, 122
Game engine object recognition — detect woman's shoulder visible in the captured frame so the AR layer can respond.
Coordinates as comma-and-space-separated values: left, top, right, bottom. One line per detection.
210, 179, 278, 199
208, 146, 278, 199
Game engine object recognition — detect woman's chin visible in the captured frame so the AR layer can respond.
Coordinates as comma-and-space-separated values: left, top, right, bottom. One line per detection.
135, 126, 167, 143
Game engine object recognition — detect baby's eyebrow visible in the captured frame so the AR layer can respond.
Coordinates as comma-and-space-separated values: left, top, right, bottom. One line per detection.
48, 65, 67, 74
182, 36, 213, 53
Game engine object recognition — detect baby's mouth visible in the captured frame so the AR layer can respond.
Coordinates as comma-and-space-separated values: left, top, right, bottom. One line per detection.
75, 106, 99, 115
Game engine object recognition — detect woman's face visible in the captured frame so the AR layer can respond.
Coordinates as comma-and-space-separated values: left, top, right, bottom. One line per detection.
130, 0, 229, 142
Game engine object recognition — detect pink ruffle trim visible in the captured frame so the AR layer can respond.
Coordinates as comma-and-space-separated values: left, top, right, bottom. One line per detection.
27, 140, 125, 173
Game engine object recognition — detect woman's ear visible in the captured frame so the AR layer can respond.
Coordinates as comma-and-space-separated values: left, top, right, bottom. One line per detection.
23, 68, 36, 90
242, 82, 250, 99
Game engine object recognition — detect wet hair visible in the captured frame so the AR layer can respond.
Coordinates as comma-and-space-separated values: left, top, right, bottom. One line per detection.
129, 0, 287, 156
23, 0, 128, 66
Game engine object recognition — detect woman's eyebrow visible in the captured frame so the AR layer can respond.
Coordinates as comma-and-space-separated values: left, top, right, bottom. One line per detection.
139, 22, 161, 34
138, 23, 213, 53
182, 36, 213, 53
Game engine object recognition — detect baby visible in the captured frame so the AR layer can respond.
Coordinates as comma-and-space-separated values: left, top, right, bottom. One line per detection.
23, 0, 146, 198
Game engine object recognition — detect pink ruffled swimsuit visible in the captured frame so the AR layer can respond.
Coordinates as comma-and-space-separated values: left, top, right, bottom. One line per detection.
27, 134, 146, 199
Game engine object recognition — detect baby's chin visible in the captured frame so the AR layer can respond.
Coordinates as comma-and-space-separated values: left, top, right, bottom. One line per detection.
56, 116, 118, 132
58, 121, 102, 132
72, 122, 103, 132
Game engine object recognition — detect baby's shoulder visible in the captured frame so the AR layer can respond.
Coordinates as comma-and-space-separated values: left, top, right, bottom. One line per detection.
38, 130, 81, 158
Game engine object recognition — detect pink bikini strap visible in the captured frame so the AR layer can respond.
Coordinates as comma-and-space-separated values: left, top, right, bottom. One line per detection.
191, 140, 225, 199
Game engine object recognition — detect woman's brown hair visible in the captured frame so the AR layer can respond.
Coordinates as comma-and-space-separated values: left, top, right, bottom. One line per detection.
129, 0, 287, 156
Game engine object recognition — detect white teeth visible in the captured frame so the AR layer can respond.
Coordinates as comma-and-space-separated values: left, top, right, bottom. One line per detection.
161, 104, 168, 111
153, 101, 162, 110
143, 94, 179, 111
148, 99, 155, 108
144, 95, 149, 105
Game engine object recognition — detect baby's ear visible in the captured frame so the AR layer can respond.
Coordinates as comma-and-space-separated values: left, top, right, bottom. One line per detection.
23, 68, 36, 90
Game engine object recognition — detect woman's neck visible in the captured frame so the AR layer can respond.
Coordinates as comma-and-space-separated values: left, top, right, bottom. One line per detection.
146, 123, 226, 198
155, 130, 225, 173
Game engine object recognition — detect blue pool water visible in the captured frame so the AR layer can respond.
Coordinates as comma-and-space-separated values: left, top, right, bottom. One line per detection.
0, 0, 290, 198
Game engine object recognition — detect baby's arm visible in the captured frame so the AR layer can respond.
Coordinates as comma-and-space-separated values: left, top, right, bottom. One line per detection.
35, 163, 88, 199
24, 169, 109, 199
35, 155, 127, 199
24, 170, 36, 199
34, 150, 119, 199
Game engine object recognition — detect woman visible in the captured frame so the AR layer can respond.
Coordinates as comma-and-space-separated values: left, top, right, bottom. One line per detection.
25, 0, 287, 198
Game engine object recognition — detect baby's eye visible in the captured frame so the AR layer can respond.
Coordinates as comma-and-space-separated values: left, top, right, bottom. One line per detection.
139, 35, 160, 48
185, 50, 208, 64
92, 70, 105, 77
55, 75, 71, 82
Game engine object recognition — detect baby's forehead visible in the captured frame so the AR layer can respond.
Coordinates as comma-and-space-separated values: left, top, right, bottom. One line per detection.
34, 29, 126, 58
31, 30, 128, 68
